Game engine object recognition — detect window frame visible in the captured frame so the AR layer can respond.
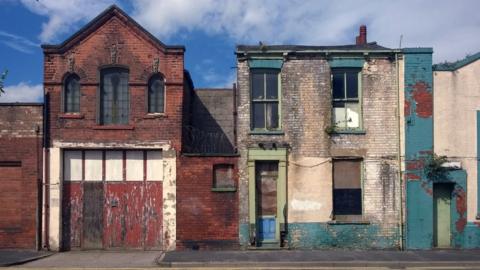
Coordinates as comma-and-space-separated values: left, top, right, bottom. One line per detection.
98, 66, 130, 125
62, 73, 81, 113
146, 73, 166, 114
212, 163, 236, 192
250, 68, 281, 132
332, 158, 364, 222
331, 68, 363, 131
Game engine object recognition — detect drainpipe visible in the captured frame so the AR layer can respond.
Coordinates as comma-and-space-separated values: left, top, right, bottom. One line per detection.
35, 124, 41, 250
395, 52, 404, 250
43, 93, 50, 250
233, 82, 238, 152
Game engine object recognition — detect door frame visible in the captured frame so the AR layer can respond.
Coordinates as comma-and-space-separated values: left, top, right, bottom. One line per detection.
248, 148, 287, 246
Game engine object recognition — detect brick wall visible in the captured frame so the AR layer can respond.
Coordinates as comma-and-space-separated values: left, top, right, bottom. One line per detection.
236, 54, 401, 248
0, 105, 43, 249
43, 9, 186, 150
177, 156, 239, 250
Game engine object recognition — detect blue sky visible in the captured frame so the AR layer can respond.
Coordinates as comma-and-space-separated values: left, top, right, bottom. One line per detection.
0, 0, 479, 102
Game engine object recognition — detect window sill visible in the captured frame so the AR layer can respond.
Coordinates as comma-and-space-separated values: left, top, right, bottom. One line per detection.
249, 130, 284, 135
330, 129, 366, 135
92, 125, 135, 130
59, 113, 84, 119
143, 113, 167, 119
327, 220, 371, 225
211, 187, 237, 192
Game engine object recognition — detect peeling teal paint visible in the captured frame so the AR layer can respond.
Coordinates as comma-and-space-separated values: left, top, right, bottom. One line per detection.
239, 223, 250, 245
287, 223, 399, 249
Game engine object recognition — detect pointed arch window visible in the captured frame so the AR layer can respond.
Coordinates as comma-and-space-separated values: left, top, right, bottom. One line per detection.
64, 74, 80, 113
147, 74, 165, 113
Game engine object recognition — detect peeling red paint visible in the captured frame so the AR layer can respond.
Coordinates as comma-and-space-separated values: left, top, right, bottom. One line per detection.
404, 100, 411, 117
144, 182, 163, 249
406, 160, 424, 171
62, 182, 83, 249
406, 173, 421, 181
411, 82, 432, 118
421, 181, 433, 196
455, 188, 467, 232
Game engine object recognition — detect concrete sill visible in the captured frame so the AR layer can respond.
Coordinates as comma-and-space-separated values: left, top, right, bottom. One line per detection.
59, 113, 84, 119
143, 113, 167, 119
92, 125, 135, 130
211, 187, 237, 192
249, 130, 284, 135
330, 129, 366, 135
327, 220, 371, 225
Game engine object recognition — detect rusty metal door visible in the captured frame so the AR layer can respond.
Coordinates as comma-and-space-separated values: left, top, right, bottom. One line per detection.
83, 182, 104, 249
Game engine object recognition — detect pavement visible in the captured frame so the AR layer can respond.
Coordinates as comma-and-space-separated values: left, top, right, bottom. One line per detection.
0, 250, 52, 267
2, 249, 480, 269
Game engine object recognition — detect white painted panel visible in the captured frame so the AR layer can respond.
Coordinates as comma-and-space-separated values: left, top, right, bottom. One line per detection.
146, 150, 163, 181
84, 150, 103, 181
126, 151, 143, 181
64, 150, 82, 181
105, 151, 123, 181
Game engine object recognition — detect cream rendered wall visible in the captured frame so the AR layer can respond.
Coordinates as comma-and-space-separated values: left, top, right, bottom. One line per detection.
434, 59, 480, 221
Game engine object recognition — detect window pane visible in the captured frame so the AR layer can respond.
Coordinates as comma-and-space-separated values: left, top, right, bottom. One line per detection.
332, 72, 345, 99
346, 103, 360, 128
266, 102, 279, 129
148, 77, 165, 113
346, 71, 358, 99
265, 73, 278, 99
84, 151, 103, 181
65, 76, 80, 113
333, 105, 347, 128
126, 151, 143, 181
101, 69, 129, 125
105, 151, 123, 181
251, 73, 264, 99
64, 150, 82, 181
146, 151, 163, 181
252, 103, 265, 129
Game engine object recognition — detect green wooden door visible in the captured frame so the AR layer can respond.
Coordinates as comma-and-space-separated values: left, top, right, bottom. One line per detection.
433, 183, 452, 248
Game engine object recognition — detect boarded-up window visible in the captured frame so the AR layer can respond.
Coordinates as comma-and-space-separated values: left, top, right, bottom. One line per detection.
64, 74, 80, 113
147, 74, 165, 113
64, 150, 82, 181
146, 151, 163, 181
126, 151, 143, 181
105, 151, 123, 181
84, 151, 102, 181
213, 164, 234, 189
333, 159, 362, 220
332, 69, 361, 129
100, 68, 129, 125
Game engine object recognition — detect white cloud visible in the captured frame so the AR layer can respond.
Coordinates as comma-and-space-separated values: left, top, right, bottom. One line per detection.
20, 0, 119, 43
0, 82, 43, 102
0, 30, 39, 53
131, 0, 480, 63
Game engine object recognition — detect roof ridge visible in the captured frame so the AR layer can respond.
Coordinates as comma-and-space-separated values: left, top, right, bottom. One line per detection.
433, 51, 480, 71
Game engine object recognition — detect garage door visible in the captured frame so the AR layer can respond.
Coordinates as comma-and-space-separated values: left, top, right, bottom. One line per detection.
62, 150, 163, 250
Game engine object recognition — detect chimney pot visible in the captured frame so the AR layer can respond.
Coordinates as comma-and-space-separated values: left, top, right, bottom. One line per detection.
356, 25, 367, 45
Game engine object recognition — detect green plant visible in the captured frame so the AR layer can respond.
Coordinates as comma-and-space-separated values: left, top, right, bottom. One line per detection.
424, 154, 449, 181
324, 123, 337, 135
0, 69, 8, 95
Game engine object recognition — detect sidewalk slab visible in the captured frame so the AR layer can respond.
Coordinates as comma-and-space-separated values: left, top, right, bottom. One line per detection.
0, 250, 52, 267
16, 250, 162, 268
159, 249, 480, 268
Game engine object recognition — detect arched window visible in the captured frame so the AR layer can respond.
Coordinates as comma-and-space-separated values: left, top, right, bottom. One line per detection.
147, 74, 165, 113
100, 67, 129, 124
64, 74, 80, 113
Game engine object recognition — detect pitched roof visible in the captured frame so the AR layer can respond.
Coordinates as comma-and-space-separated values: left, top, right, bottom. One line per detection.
236, 42, 392, 53
41, 5, 184, 53
433, 51, 480, 71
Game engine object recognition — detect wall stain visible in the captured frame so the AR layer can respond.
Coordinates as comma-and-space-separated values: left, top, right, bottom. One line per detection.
411, 81, 433, 118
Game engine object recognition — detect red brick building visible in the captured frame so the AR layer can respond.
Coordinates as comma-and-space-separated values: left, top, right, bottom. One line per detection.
39, 5, 238, 251
0, 104, 43, 249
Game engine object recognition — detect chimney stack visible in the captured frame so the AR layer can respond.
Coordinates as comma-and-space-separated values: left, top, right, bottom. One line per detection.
356, 25, 367, 45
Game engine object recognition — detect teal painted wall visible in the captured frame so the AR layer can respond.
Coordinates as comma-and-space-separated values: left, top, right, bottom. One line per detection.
404, 48, 435, 249
287, 223, 399, 249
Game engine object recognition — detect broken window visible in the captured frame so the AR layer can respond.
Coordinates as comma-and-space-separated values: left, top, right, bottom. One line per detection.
100, 68, 129, 125
251, 69, 280, 131
147, 74, 165, 113
333, 159, 362, 221
213, 164, 235, 189
64, 74, 80, 113
332, 69, 361, 129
